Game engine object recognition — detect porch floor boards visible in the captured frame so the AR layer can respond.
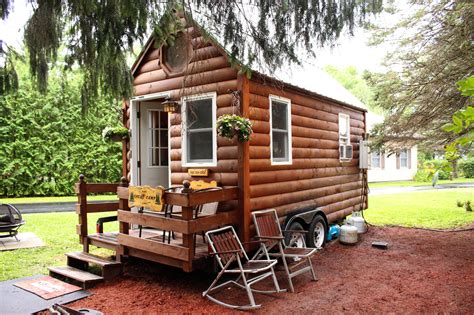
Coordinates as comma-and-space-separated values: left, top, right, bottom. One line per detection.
88, 228, 209, 259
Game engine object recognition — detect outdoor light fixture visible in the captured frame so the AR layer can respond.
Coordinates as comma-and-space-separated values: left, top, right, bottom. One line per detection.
162, 99, 181, 113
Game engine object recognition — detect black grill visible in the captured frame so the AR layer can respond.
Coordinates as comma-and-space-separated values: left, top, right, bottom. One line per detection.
0, 204, 25, 240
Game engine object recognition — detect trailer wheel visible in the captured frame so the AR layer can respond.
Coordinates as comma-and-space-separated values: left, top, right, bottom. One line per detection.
284, 221, 306, 248
307, 215, 327, 248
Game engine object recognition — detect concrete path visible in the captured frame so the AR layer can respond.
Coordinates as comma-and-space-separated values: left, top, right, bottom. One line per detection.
369, 182, 474, 196
12, 200, 113, 214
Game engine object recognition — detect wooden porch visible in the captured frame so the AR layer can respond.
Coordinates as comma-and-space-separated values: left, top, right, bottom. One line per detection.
75, 175, 240, 272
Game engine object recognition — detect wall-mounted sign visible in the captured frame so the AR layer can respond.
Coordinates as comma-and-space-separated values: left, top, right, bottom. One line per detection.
188, 168, 209, 177
128, 185, 164, 211
190, 180, 217, 190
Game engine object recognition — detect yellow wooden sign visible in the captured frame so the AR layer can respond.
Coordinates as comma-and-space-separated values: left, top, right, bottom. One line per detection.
188, 168, 209, 177
128, 186, 144, 208
128, 185, 164, 211
190, 180, 217, 190
144, 186, 165, 212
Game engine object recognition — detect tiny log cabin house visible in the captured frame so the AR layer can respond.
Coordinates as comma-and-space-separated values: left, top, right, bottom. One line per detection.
70, 15, 368, 276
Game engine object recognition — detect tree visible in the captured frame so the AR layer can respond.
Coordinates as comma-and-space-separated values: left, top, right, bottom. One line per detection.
0, 41, 19, 95
0, 53, 122, 197
324, 65, 380, 113
443, 76, 474, 153
367, 0, 473, 150
1, 0, 383, 111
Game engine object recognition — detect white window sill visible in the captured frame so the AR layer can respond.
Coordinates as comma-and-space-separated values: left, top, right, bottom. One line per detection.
183, 162, 217, 168
271, 160, 292, 166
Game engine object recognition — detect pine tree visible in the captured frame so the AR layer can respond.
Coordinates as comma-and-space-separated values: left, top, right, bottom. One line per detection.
1, 0, 382, 111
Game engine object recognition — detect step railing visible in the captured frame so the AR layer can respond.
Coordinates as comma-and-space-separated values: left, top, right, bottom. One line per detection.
75, 175, 129, 252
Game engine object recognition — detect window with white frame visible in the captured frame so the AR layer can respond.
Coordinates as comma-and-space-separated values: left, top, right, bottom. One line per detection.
148, 110, 168, 167
400, 149, 408, 168
270, 95, 292, 164
182, 93, 217, 166
338, 113, 350, 145
371, 151, 381, 169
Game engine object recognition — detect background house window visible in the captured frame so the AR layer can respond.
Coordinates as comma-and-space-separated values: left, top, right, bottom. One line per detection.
270, 96, 292, 164
371, 151, 381, 168
400, 149, 408, 168
338, 113, 350, 145
182, 93, 216, 166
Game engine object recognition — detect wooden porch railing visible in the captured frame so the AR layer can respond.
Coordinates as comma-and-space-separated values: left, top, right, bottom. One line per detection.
116, 180, 239, 272
75, 175, 129, 252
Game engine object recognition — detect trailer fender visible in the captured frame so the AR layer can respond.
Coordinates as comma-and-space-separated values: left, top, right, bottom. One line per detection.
283, 206, 328, 233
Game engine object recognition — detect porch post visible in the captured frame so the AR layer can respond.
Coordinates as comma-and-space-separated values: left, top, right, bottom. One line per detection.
77, 174, 89, 252
181, 180, 195, 272
238, 75, 251, 247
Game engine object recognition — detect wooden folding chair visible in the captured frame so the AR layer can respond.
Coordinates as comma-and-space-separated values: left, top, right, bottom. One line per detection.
252, 209, 319, 293
203, 226, 285, 310
163, 183, 222, 245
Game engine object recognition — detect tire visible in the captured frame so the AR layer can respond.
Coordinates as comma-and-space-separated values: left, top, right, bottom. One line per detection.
307, 215, 327, 248
284, 221, 306, 248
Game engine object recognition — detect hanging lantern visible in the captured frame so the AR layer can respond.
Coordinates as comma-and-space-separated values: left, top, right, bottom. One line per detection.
162, 99, 181, 113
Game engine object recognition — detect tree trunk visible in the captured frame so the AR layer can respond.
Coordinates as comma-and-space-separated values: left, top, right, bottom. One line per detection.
451, 159, 458, 179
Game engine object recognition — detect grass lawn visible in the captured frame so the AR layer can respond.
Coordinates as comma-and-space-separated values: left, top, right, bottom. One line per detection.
1, 195, 118, 204
366, 188, 474, 229
0, 212, 117, 281
369, 177, 474, 189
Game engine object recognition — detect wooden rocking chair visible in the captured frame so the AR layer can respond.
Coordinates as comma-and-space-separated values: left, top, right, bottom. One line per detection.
203, 226, 285, 310
252, 209, 319, 293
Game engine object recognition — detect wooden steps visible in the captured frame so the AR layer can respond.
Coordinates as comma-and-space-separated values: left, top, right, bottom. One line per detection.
49, 252, 122, 289
66, 252, 122, 280
48, 266, 103, 289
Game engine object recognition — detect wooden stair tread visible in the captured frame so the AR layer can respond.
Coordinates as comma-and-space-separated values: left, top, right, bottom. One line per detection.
49, 266, 103, 282
66, 252, 121, 267
88, 233, 119, 244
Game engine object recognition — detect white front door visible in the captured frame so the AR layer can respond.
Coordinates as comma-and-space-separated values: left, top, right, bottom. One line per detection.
138, 101, 169, 187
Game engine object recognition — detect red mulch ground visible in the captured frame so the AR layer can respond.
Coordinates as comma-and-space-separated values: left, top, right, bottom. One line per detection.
68, 226, 474, 314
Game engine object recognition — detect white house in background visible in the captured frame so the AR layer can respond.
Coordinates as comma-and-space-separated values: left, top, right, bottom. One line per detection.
366, 112, 418, 182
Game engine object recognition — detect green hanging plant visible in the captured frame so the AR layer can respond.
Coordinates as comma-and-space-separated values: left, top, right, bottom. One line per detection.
102, 126, 129, 142
216, 114, 253, 142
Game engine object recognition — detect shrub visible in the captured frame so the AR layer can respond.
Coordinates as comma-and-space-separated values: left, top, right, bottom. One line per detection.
0, 78, 121, 197
459, 159, 474, 178
423, 159, 451, 180
413, 169, 432, 182
466, 201, 472, 212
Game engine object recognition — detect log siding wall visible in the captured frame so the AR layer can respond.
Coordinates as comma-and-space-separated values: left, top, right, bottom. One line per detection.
248, 79, 366, 223
130, 25, 239, 212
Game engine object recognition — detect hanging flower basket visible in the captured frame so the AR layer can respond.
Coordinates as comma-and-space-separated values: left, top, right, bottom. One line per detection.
216, 114, 253, 142
102, 126, 129, 142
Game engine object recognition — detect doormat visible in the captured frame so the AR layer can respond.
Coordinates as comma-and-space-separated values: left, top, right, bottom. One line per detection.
1, 275, 90, 314
0, 232, 45, 251
14, 275, 82, 300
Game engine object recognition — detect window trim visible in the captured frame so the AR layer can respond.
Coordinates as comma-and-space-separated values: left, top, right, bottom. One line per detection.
338, 113, 351, 145
370, 151, 381, 169
269, 95, 293, 165
399, 149, 408, 168
181, 92, 217, 167
147, 109, 169, 168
